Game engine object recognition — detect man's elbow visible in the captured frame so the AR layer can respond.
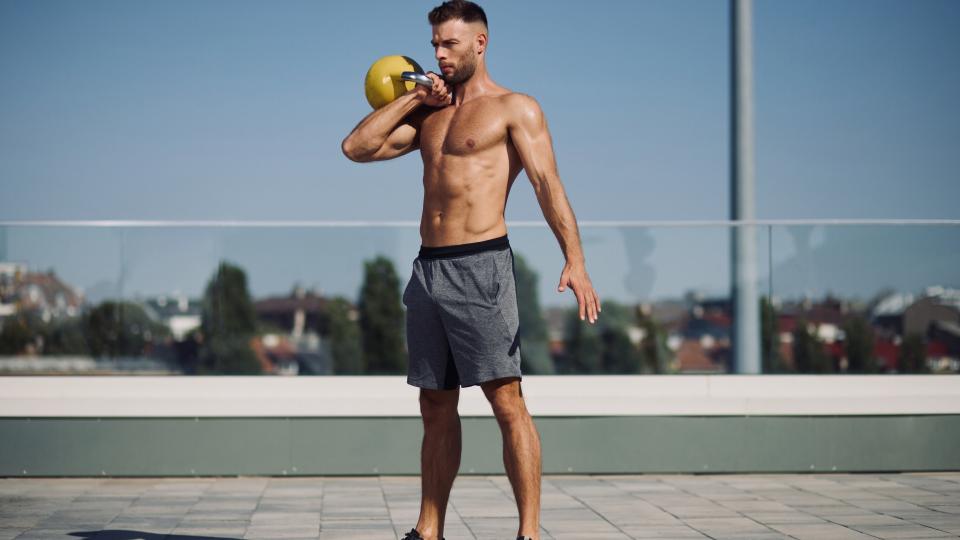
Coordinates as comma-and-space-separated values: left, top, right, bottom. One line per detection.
341, 137, 372, 163
527, 169, 557, 193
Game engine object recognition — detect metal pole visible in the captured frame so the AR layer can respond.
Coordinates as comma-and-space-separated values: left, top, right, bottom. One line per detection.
731, 0, 761, 374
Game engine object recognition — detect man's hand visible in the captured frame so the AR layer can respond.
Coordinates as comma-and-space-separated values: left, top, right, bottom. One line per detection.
558, 261, 601, 324
410, 72, 452, 107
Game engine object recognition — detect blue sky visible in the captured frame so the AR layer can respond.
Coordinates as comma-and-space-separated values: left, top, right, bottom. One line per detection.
0, 0, 957, 305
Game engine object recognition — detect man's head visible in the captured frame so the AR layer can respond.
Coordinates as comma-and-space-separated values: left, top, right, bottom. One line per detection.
428, 0, 488, 85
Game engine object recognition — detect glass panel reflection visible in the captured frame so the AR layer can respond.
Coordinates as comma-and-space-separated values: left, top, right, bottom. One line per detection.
0, 223, 956, 376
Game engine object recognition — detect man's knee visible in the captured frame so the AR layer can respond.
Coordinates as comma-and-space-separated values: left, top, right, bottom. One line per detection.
481, 377, 528, 425
419, 387, 460, 423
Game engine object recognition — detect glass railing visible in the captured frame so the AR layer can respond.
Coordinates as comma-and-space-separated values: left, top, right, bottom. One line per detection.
0, 220, 956, 376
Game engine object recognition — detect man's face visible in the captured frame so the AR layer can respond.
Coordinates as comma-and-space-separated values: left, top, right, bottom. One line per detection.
431, 19, 485, 85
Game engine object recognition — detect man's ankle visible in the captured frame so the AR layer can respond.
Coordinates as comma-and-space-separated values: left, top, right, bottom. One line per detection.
414, 526, 444, 540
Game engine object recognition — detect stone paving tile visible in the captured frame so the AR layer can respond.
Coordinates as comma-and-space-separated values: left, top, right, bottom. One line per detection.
766, 522, 882, 539
681, 516, 781, 535
846, 523, 958, 539
9, 529, 90, 540
548, 534, 630, 540
739, 512, 827, 524
1, 473, 959, 539
244, 523, 321, 539
618, 524, 711, 538
174, 517, 249, 528
170, 524, 248, 536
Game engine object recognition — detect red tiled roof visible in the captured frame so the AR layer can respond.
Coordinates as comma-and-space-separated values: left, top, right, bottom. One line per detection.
874, 339, 899, 371
928, 339, 949, 357
254, 294, 328, 314
17, 271, 83, 310
676, 339, 723, 373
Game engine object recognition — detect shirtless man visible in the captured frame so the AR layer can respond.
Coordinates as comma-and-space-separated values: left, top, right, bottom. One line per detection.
341, 2, 599, 539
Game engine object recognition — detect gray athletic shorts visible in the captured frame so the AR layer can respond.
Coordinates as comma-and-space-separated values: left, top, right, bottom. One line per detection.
402, 234, 522, 390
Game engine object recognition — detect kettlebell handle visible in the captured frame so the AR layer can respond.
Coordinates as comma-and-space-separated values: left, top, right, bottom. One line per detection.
400, 71, 434, 87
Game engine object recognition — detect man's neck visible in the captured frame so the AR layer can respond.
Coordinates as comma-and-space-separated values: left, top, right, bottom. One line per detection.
451, 69, 496, 106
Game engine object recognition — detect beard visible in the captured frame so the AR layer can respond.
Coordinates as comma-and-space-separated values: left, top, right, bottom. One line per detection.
442, 51, 478, 86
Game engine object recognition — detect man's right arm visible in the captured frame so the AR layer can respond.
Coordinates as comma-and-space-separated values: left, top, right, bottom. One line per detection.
341, 91, 425, 163
342, 72, 451, 162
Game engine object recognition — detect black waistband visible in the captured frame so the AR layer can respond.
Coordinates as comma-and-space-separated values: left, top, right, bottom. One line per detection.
418, 234, 510, 260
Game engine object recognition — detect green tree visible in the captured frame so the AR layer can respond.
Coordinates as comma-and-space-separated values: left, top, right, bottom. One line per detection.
0, 313, 35, 354
605, 323, 642, 374
43, 315, 90, 355
562, 307, 602, 374
898, 333, 929, 374
201, 261, 257, 337
760, 296, 787, 373
843, 314, 879, 373
562, 300, 644, 374
199, 335, 261, 374
198, 260, 261, 374
84, 301, 167, 357
637, 309, 671, 374
327, 296, 364, 374
792, 317, 833, 373
513, 252, 554, 374
358, 256, 405, 374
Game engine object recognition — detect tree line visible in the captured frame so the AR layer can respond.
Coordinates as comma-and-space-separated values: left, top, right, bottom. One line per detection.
0, 254, 931, 374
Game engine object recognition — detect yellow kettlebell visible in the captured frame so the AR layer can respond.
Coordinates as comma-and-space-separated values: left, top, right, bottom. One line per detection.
364, 55, 428, 109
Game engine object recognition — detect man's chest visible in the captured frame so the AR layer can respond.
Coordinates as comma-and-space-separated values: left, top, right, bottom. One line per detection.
419, 103, 509, 157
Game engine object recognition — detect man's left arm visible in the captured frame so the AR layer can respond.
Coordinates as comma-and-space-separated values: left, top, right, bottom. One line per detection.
506, 93, 600, 324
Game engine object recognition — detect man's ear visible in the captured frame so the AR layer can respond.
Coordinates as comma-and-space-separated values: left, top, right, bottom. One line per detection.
477, 32, 487, 55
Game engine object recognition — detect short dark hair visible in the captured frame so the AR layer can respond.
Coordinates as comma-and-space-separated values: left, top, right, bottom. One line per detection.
428, 0, 488, 30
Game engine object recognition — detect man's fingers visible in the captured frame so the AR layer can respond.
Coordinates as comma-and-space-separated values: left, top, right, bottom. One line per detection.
427, 72, 448, 96
577, 288, 586, 321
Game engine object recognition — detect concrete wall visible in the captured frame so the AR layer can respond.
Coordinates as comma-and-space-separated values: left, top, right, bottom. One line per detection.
2, 375, 958, 476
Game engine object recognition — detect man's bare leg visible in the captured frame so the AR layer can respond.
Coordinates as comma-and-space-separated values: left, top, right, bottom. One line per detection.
481, 377, 542, 540
414, 387, 461, 540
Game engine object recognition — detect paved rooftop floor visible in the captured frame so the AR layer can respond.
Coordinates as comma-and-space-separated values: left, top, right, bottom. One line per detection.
1, 472, 959, 540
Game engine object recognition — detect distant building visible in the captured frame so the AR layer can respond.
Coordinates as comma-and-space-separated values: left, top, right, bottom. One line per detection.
674, 339, 725, 373
676, 295, 732, 373
0, 263, 83, 322
872, 285, 960, 338
253, 286, 333, 375
140, 293, 202, 340
255, 286, 328, 337
930, 320, 960, 358
903, 294, 960, 338
250, 334, 302, 375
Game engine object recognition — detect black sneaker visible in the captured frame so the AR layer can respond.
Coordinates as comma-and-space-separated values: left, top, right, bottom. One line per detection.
401, 528, 445, 540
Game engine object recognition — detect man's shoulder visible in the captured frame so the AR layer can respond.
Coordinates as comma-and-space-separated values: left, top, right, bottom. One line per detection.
497, 91, 540, 107
495, 92, 543, 122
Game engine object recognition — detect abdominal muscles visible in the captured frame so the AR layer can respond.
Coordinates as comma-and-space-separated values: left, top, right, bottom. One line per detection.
420, 150, 513, 244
